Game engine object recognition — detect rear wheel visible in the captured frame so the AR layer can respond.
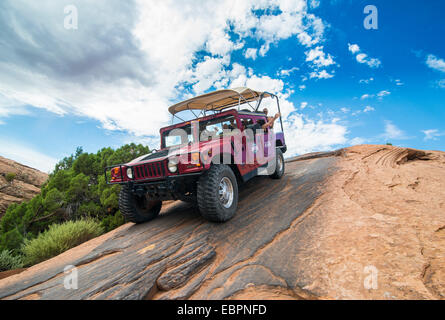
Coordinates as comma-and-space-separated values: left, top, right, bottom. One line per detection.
197, 164, 238, 222
270, 148, 285, 179
119, 185, 162, 223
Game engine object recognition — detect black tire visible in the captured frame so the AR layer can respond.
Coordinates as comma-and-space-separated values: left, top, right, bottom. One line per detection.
270, 148, 285, 179
119, 185, 162, 223
197, 164, 238, 222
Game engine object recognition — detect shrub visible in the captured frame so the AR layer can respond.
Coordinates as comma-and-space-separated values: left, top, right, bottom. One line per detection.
0, 227, 24, 253
386, 142, 393, 146
101, 211, 125, 233
5, 173, 16, 183
0, 250, 23, 271
21, 219, 104, 266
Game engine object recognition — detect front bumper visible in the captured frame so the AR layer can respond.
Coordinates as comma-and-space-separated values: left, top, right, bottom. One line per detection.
105, 167, 203, 200
134, 172, 203, 201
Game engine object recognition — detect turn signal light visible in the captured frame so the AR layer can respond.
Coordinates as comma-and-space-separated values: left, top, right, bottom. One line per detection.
111, 167, 121, 180
191, 152, 200, 164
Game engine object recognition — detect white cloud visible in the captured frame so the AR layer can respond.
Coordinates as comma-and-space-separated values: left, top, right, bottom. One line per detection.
360, 94, 372, 100
259, 44, 270, 57
279, 67, 299, 76
284, 113, 348, 155
348, 43, 381, 68
305, 46, 335, 67
363, 106, 375, 112
244, 48, 258, 60
356, 53, 381, 68
189, 56, 232, 94
355, 53, 367, 63
349, 137, 366, 145
300, 102, 308, 109
206, 29, 236, 57
359, 77, 374, 84
310, 0, 320, 9
0, 139, 58, 173
377, 90, 391, 99
0, 94, 32, 123
426, 54, 445, 73
383, 120, 407, 140
348, 43, 360, 54
422, 129, 445, 141
0, 105, 30, 119
394, 79, 404, 86
340, 107, 349, 113
298, 84, 306, 91
309, 70, 334, 79
436, 79, 445, 88
361, 90, 389, 100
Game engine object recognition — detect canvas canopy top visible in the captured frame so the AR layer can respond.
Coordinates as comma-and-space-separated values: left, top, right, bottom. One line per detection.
168, 87, 272, 115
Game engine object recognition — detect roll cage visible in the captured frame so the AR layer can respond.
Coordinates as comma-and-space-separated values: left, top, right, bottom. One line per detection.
168, 87, 284, 135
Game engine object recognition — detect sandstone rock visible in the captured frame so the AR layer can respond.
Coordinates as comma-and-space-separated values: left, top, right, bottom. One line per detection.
0, 156, 48, 217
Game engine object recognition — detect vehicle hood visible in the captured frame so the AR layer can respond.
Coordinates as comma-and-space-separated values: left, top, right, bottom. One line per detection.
127, 149, 170, 165
127, 140, 222, 165
175, 139, 222, 155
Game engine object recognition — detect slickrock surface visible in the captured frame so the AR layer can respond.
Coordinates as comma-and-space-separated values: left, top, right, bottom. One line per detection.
0, 156, 48, 217
0, 155, 336, 300
0, 145, 443, 300
307, 145, 445, 299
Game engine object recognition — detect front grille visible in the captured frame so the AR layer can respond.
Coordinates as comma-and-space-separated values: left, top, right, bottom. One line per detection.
133, 161, 166, 180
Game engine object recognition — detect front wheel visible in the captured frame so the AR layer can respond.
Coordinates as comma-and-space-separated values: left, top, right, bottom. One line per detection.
119, 185, 162, 223
197, 164, 238, 222
270, 148, 285, 179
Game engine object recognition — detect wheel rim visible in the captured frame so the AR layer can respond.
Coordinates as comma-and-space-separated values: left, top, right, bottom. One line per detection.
218, 177, 234, 208
277, 154, 283, 172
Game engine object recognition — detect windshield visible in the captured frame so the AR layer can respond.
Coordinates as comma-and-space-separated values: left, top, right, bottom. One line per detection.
162, 125, 194, 148
199, 115, 237, 140
162, 115, 237, 148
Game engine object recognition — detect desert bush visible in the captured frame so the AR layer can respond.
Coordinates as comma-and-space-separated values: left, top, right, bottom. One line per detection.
0, 249, 23, 271
5, 173, 16, 182
101, 211, 125, 233
21, 219, 104, 266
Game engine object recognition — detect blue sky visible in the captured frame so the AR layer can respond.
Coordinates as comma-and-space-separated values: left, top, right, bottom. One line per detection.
0, 0, 444, 172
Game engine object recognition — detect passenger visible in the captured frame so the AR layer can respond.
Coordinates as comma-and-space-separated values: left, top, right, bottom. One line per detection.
262, 108, 276, 129
254, 112, 280, 131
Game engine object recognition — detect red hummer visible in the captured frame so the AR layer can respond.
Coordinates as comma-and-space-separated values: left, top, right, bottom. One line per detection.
106, 87, 286, 223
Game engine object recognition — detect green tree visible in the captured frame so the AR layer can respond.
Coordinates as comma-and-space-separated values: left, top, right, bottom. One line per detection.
5, 173, 16, 182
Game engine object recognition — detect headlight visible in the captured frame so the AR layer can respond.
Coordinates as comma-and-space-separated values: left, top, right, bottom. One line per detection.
168, 156, 179, 173
126, 167, 133, 179
168, 161, 178, 173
